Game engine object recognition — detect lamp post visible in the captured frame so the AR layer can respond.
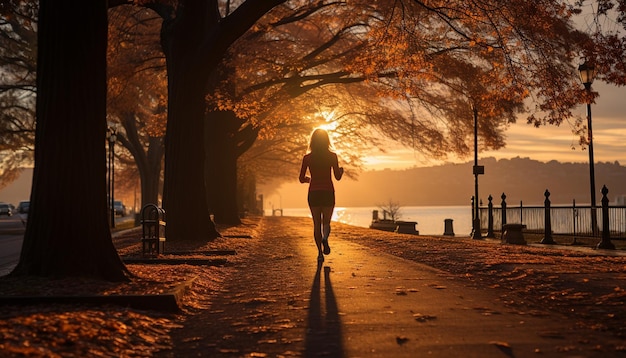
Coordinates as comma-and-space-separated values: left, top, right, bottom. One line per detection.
578, 61, 598, 236
471, 105, 484, 239
107, 123, 117, 228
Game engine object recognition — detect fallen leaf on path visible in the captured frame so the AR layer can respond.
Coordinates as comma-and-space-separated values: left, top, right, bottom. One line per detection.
396, 336, 410, 345
538, 331, 565, 339
413, 313, 437, 322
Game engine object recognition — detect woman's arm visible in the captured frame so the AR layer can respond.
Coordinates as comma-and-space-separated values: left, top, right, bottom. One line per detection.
299, 155, 310, 183
332, 153, 344, 180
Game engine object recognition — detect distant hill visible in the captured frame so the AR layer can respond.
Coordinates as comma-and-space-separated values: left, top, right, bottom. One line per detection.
327, 157, 626, 207
8, 159, 626, 209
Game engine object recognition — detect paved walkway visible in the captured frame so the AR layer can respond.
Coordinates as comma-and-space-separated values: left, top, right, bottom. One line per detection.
161, 216, 618, 357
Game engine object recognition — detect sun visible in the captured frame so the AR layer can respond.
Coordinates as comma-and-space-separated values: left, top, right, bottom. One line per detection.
315, 110, 339, 132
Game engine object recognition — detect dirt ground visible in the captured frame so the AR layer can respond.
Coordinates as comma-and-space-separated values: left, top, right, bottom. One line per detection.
0, 216, 625, 357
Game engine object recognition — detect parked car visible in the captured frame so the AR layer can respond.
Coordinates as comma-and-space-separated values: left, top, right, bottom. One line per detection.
113, 201, 127, 216
0, 203, 12, 216
17, 201, 29, 214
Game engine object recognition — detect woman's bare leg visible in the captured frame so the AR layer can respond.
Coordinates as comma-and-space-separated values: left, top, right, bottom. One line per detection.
321, 206, 334, 254
321, 206, 334, 239
310, 206, 324, 256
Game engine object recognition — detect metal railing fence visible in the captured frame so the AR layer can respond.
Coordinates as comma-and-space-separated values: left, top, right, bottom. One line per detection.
479, 204, 626, 238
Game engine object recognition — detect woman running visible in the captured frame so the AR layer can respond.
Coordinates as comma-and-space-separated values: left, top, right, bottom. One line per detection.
299, 128, 344, 263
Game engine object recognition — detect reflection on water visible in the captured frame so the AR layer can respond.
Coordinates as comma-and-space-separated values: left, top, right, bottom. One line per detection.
269, 206, 473, 236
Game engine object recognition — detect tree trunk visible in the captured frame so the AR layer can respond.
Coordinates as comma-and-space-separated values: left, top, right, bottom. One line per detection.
161, 1, 219, 241
163, 83, 219, 240
12, 0, 129, 281
133, 137, 163, 225
117, 113, 164, 222
142, 136, 163, 208
206, 112, 240, 224
206, 110, 259, 224
238, 168, 259, 215
156, 0, 287, 238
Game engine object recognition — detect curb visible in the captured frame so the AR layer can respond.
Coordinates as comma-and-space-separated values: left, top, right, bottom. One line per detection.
0, 276, 196, 312
166, 250, 237, 256
121, 258, 229, 266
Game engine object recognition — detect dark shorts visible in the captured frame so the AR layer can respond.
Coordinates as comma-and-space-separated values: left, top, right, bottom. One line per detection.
308, 190, 335, 207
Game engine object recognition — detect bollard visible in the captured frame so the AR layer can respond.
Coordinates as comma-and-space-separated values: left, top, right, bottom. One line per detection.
540, 189, 556, 244
470, 196, 475, 228
597, 185, 615, 249
572, 199, 578, 245
486, 195, 495, 238
500, 193, 507, 234
470, 196, 482, 239
443, 218, 455, 236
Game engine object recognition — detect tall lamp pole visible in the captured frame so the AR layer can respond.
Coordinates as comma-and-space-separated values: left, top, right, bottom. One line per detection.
578, 61, 598, 236
471, 105, 484, 239
107, 123, 117, 228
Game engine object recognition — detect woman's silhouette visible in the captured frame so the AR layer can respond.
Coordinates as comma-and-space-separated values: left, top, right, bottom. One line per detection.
299, 128, 344, 262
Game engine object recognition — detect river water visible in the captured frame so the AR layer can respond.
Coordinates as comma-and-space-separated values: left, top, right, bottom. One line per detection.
267, 206, 473, 236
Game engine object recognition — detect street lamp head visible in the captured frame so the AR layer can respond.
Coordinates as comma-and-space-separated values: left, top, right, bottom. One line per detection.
107, 121, 118, 142
578, 61, 597, 89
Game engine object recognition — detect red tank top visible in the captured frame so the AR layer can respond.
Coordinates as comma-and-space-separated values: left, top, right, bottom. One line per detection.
302, 152, 337, 192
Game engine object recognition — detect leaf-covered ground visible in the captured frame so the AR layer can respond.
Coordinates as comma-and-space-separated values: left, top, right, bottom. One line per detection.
336, 225, 626, 342
0, 220, 259, 357
0, 216, 625, 356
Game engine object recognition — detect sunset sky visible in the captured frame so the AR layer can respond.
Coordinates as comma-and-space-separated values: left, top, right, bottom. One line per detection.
264, 78, 626, 210
355, 6, 626, 172
361, 81, 626, 171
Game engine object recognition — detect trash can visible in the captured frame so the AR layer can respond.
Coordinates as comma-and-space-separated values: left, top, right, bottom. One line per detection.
443, 218, 455, 236
141, 204, 166, 257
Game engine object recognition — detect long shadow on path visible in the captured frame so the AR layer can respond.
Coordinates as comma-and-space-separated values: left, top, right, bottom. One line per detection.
305, 263, 344, 357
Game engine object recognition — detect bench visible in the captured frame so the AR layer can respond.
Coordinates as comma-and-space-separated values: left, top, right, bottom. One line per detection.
501, 223, 527, 245
394, 221, 419, 235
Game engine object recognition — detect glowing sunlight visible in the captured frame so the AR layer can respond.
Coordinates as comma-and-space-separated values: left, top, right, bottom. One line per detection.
315, 110, 339, 132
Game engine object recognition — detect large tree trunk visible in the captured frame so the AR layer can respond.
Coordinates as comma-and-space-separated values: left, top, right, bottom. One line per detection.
12, 0, 129, 281
155, 0, 287, 239
161, 1, 219, 241
163, 80, 219, 240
